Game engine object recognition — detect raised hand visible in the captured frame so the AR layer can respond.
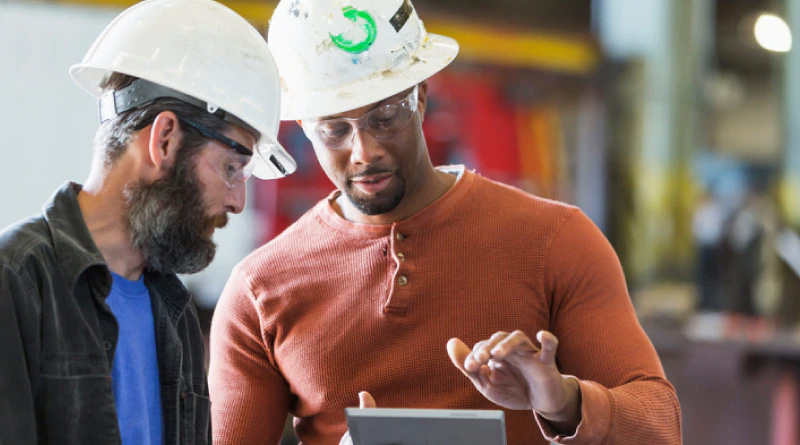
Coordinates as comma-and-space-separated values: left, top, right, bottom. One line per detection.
447, 330, 581, 433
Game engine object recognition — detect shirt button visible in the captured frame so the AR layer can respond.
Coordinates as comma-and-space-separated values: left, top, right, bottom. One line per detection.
396, 233, 406, 241
396, 253, 406, 262
398, 275, 408, 286
103, 341, 112, 351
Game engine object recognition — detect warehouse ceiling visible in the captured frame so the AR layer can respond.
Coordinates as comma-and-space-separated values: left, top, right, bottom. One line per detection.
715, 0, 784, 76
414, 0, 593, 34
37, 0, 785, 75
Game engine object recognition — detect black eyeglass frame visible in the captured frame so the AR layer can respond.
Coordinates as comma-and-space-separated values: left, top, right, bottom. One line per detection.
177, 118, 254, 157
99, 78, 257, 157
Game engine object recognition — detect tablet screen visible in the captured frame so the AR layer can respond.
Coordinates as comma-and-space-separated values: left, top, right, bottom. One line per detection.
345, 407, 507, 445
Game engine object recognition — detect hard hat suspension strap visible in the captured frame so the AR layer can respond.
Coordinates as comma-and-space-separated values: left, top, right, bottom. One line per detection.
97, 78, 260, 141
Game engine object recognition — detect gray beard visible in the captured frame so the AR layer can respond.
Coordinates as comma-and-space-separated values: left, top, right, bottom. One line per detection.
124, 150, 217, 275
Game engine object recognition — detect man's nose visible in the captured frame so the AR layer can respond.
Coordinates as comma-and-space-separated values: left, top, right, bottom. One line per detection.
349, 129, 387, 165
225, 182, 246, 214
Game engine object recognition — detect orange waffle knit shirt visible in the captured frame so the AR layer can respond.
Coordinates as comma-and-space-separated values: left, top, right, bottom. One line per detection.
209, 167, 682, 445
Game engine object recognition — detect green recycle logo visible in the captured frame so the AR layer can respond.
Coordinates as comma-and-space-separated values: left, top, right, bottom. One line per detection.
330, 6, 377, 54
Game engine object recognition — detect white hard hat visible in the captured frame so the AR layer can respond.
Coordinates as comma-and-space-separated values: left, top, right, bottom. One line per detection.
268, 0, 459, 120
70, 0, 296, 180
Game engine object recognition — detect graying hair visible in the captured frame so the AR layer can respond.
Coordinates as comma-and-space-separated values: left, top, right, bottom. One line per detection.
92, 72, 230, 166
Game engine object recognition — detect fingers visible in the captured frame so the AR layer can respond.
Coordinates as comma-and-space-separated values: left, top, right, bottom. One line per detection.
447, 338, 489, 387
488, 330, 538, 362
449, 330, 560, 384
456, 330, 559, 369
465, 331, 510, 372
359, 391, 377, 408
535, 330, 559, 364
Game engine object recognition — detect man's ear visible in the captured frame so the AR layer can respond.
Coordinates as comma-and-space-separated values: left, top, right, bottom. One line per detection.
148, 111, 183, 171
417, 81, 429, 122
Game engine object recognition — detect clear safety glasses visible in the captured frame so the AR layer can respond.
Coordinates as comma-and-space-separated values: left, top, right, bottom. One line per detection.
302, 85, 419, 150
179, 118, 257, 190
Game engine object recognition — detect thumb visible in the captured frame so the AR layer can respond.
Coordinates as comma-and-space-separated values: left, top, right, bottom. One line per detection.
446, 338, 472, 376
359, 391, 377, 408
536, 330, 559, 364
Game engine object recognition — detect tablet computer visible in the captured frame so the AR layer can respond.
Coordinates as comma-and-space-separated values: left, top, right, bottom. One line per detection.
345, 407, 507, 445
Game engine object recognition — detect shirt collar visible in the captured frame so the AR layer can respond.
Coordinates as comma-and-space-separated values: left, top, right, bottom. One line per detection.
316, 165, 474, 237
42, 182, 192, 313
43, 182, 107, 292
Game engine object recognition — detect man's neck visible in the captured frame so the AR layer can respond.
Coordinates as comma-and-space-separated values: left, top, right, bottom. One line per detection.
336, 168, 457, 225
78, 172, 145, 281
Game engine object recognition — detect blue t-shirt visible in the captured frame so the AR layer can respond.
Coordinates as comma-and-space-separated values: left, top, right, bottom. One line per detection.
107, 271, 163, 445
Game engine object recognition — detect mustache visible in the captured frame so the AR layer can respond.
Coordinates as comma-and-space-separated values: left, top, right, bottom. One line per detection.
348, 166, 395, 182
208, 213, 229, 230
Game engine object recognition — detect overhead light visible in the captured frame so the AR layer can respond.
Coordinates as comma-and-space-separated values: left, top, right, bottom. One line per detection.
754, 13, 792, 52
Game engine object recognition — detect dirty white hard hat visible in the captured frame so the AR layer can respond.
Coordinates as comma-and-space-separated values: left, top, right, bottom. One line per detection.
268, 0, 459, 121
70, 0, 296, 180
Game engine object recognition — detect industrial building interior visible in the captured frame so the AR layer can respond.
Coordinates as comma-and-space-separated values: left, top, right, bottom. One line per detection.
2, 0, 800, 443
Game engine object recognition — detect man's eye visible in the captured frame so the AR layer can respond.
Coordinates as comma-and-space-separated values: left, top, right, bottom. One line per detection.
369, 114, 398, 129
225, 163, 242, 178
319, 122, 351, 139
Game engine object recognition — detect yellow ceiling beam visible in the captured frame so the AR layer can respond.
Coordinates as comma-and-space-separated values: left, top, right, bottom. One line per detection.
428, 21, 598, 74
48, 0, 599, 74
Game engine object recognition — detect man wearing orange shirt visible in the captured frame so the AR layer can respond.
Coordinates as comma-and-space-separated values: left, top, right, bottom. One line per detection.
209, 0, 682, 444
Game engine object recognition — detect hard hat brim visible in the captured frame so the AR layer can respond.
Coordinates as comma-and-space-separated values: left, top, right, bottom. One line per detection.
280, 33, 459, 121
70, 64, 295, 180
251, 135, 298, 180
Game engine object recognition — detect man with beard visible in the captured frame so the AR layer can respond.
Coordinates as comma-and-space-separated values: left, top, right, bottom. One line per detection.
209, 1, 681, 445
0, 1, 294, 444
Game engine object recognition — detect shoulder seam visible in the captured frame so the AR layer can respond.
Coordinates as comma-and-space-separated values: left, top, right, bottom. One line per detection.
0, 218, 53, 271
541, 207, 581, 297
0, 260, 38, 299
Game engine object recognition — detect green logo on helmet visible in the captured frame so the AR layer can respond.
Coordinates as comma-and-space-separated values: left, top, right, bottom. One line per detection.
330, 7, 377, 54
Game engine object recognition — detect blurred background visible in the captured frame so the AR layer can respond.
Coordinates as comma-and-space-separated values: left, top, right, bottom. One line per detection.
3, 0, 800, 443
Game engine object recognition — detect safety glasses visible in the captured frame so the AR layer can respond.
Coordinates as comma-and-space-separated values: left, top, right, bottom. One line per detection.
179, 118, 256, 189
302, 85, 418, 150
